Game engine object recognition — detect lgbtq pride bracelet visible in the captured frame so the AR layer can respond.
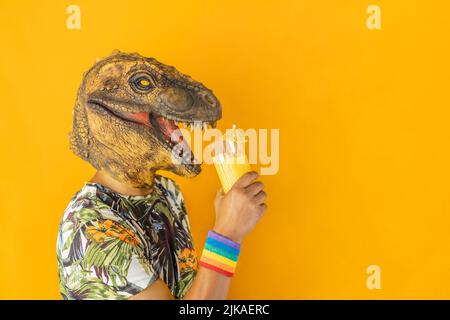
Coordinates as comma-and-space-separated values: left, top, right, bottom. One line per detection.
199, 230, 241, 277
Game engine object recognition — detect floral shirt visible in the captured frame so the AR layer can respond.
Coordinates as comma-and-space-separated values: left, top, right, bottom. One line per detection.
57, 175, 198, 300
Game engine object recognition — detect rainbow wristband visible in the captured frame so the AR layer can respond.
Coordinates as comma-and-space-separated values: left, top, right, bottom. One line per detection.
199, 231, 241, 277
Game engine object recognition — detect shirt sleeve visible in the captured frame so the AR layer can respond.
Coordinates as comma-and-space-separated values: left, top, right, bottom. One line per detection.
57, 206, 158, 300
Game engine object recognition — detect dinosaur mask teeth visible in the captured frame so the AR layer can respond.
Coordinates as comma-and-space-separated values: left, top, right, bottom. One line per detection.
151, 114, 201, 166
176, 121, 216, 130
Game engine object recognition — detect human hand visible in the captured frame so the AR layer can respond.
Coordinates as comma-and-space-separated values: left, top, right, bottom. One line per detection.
213, 171, 267, 243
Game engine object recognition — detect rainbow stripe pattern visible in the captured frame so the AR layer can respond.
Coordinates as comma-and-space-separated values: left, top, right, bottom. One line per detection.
199, 230, 241, 277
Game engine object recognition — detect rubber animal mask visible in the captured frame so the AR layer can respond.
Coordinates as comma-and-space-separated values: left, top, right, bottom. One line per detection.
69, 51, 222, 188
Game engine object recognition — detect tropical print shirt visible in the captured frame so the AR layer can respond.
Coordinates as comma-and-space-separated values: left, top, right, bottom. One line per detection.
57, 175, 198, 300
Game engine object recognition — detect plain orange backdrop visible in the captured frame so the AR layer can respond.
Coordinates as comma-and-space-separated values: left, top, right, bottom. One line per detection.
1, 0, 450, 299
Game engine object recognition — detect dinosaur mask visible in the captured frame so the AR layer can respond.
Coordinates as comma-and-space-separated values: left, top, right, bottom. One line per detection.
70, 51, 222, 188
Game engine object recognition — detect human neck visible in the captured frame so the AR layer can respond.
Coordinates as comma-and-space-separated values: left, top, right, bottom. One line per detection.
89, 170, 154, 196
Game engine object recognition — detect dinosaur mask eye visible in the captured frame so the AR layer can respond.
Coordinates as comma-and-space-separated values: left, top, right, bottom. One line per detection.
129, 73, 155, 93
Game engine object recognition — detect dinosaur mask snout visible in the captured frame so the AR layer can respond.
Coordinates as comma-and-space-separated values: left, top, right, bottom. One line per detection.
155, 87, 221, 122
160, 87, 194, 111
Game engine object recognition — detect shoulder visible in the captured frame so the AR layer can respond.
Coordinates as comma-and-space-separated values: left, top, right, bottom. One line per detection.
57, 184, 131, 256
60, 183, 121, 225
57, 184, 156, 300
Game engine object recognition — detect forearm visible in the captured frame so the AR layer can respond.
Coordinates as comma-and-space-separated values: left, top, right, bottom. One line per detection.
130, 256, 236, 300
128, 268, 232, 300
184, 230, 241, 299
183, 266, 232, 300
130, 230, 240, 300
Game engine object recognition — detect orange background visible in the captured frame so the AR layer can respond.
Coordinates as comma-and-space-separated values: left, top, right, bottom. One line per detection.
1, 0, 450, 299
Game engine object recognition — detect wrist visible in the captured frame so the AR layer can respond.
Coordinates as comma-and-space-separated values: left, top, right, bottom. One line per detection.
212, 226, 243, 244
199, 230, 242, 277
